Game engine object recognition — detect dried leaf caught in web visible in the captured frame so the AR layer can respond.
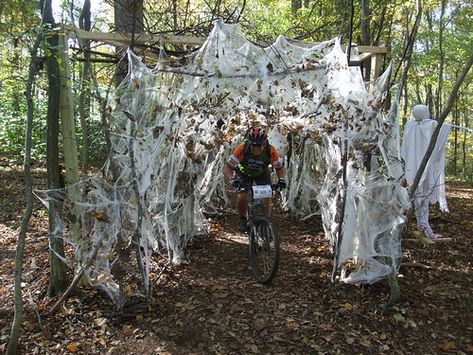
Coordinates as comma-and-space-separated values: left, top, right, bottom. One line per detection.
87, 210, 110, 222
124, 284, 133, 296
248, 113, 257, 121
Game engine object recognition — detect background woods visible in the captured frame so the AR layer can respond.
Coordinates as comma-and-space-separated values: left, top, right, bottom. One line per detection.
0, 0, 471, 178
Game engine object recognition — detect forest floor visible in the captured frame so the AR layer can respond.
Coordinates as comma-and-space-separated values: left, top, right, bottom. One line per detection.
0, 158, 472, 354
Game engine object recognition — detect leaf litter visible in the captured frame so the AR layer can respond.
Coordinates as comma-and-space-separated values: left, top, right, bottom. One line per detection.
0, 162, 472, 354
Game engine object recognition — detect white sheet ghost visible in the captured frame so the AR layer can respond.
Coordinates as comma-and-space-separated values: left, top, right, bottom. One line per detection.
401, 104, 451, 238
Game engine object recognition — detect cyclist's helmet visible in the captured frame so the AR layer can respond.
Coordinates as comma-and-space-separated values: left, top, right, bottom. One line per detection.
248, 127, 267, 145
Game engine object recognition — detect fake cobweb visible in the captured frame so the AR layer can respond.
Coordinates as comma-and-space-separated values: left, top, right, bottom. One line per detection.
35, 21, 410, 307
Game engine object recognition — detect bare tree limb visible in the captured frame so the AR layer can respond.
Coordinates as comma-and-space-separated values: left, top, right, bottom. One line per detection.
49, 240, 101, 315
6, 30, 42, 355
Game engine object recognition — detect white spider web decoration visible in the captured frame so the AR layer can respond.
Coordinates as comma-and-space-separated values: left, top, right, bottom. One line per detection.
35, 20, 409, 307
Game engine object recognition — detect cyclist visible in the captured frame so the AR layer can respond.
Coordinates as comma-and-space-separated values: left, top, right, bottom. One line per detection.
223, 127, 287, 232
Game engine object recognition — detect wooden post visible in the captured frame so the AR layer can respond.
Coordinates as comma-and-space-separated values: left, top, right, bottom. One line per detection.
58, 33, 88, 282
370, 53, 384, 81
58, 32, 80, 187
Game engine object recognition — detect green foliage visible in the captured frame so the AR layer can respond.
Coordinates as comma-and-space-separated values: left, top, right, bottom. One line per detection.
0, 1, 44, 159
0, 0, 471, 177
404, 0, 473, 181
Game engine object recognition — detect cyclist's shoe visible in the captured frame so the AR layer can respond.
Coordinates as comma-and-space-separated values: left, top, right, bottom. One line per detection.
238, 218, 247, 232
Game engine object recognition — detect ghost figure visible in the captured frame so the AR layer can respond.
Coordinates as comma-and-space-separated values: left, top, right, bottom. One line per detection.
401, 104, 451, 239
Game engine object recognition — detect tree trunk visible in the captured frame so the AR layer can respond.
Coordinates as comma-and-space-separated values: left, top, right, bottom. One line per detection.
57, 33, 85, 280
58, 33, 80, 188
6, 30, 42, 355
291, 0, 302, 15
79, 0, 91, 176
114, 0, 144, 85
360, 0, 371, 80
414, 79, 422, 104
396, 0, 422, 113
372, 2, 387, 45
402, 81, 408, 126
426, 84, 434, 110
462, 106, 468, 179
172, 0, 178, 30
390, 0, 423, 303
435, 0, 447, 119
40, 0, 69, 298
453, 101, 458, 175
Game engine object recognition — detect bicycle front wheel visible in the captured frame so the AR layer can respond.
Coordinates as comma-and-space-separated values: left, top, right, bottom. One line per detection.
249, 220, 280, 283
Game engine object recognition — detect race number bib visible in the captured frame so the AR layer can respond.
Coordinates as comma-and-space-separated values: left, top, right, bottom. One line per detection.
252, 185, 272, 199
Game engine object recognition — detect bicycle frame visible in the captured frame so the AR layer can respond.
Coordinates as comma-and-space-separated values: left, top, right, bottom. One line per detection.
248, 184, 273, 225
240, 183, 280, 283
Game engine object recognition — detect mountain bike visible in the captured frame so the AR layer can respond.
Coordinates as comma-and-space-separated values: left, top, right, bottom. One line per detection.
240, 183, 280, 283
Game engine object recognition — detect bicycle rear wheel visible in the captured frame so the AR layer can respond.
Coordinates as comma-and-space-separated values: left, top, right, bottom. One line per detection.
249, 220, 280, 283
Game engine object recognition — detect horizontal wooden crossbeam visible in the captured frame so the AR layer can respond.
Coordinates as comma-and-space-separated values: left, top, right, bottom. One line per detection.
63, 25, 387, 55
64, 26, 206, 47
63, 25, 387, 78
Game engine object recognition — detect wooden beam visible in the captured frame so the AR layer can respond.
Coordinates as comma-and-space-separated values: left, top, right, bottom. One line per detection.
349, 52, 373, 66
357, 45, 388, 54
64, 26, 388, 56
63, 25, 206, 46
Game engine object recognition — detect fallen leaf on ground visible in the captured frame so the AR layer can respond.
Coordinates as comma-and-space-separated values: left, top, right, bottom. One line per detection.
438, 341, 457, 352
319, 323, 333, 330
66, 343, 79, 353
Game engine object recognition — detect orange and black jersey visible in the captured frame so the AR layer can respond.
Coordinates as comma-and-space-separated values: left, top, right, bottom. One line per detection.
227, 143, 284, 177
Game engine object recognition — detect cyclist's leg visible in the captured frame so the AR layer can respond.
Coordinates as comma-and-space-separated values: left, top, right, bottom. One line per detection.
236, 191, 248, 218
254, 171, 271, 217
234, 170, 252, 230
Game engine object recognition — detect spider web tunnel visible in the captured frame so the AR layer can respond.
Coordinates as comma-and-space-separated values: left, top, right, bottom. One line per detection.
36, 21, 409, 308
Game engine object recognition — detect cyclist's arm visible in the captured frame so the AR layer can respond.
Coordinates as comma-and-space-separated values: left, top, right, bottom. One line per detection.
275, 165, 286, 180
223, 163, 235, 182
224, 144, 245, 182
270, 146, 286, 180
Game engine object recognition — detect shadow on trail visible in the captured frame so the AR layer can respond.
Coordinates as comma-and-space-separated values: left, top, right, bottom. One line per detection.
129, 211, 368, 354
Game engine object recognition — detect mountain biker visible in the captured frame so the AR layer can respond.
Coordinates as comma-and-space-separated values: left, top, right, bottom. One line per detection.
223, 127, 287, 232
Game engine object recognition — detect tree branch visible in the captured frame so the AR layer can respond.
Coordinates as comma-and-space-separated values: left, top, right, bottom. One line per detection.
6, 29, 42, 355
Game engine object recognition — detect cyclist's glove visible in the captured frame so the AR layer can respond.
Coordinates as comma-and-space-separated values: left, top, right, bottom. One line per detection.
231, 178, 241, 190
277, 178, 287, 190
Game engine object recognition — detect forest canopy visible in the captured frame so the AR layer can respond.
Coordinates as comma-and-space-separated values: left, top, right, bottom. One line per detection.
0, 0, 471, 179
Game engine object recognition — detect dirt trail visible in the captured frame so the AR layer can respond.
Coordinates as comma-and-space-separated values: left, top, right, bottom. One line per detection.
0, 164, 472, 354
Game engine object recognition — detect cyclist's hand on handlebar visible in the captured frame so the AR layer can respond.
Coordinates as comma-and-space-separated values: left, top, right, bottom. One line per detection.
277, 178, 287, 190
231, 178, 242, 190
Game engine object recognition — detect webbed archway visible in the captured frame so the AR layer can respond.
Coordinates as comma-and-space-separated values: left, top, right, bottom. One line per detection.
38, 21, 408, 307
